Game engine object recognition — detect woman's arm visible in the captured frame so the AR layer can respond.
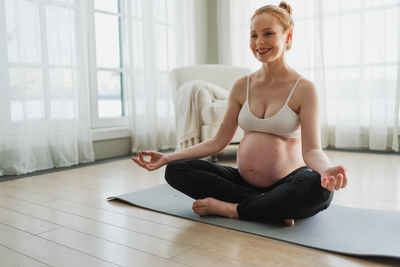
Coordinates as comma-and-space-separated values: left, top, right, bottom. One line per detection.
299, 79, 347, 191
132, 77, 247, 171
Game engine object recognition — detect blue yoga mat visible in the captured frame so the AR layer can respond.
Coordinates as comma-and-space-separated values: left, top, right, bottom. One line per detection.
108, 183, 400, 259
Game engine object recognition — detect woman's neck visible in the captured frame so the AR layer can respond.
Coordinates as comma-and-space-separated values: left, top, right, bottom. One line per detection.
259, 56, 292, 81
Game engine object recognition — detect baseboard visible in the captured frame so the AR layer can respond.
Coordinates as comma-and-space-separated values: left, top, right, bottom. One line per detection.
93, 137, 132, 160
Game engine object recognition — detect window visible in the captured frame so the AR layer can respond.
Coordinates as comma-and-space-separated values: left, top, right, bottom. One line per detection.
89, 0, 126, 128
5, 0, 78, 124
286, 0, 400, 128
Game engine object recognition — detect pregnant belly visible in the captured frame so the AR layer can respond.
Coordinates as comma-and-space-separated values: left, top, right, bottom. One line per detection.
237, 131, 303, 187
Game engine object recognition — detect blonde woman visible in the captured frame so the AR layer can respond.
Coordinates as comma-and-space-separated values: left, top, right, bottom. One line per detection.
132, 2, 347, 226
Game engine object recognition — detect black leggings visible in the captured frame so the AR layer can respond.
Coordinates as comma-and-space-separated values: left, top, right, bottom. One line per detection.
165, 159, 333, 221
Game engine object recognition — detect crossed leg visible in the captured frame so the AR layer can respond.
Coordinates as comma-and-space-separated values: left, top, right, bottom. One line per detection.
192, 197, 294, 226
165, 159, 308, 226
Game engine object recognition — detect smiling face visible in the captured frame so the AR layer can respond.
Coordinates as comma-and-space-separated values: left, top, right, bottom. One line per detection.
250, 13, 290, 63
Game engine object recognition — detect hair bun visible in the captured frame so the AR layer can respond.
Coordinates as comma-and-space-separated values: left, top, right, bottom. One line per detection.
279, 1, 293, 15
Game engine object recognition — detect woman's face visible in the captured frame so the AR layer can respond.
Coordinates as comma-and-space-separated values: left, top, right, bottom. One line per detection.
250, 13, 289, 63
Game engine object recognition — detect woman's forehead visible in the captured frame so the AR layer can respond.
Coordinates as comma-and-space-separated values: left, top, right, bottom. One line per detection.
250, 13, 282, 32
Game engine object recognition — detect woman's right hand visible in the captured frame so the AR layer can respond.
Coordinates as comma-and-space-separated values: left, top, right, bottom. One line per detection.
131, 151, 170, 171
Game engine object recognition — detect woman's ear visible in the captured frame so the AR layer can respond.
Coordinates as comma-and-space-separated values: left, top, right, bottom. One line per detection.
286, 28, 293, 43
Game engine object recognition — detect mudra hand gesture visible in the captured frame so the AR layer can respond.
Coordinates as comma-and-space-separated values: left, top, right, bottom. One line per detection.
131, 151, 169, 171
321, 165, 348, 191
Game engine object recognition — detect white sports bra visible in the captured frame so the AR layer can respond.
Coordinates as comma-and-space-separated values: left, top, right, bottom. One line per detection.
238, 76, 302, 138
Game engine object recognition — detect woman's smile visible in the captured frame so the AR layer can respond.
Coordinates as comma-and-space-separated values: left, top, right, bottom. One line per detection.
257, 47, 272, 56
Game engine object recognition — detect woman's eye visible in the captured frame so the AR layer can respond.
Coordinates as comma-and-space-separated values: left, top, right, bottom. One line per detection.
251, 35, 257, 38
265, 32, 273, 36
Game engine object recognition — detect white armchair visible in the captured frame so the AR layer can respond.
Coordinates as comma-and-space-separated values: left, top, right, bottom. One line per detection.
169, 64, 251, 160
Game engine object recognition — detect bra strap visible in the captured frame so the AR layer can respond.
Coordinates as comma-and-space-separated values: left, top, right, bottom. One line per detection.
246, 75, 250, 100
285, 77, 303, 105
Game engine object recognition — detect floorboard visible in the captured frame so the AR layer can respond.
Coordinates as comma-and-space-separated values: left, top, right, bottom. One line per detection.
0, 149, 399, 266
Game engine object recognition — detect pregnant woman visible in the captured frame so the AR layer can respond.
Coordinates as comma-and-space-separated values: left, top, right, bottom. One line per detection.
132, 2, 347, 226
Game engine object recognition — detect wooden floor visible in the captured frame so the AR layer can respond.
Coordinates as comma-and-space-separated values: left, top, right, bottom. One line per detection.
0, 149, 399, 266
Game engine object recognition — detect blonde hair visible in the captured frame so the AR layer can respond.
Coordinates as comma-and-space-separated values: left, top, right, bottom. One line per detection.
251, 1, 294, 50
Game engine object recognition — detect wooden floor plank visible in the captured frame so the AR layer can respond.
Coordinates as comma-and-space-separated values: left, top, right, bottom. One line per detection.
0, 223, 117, 267
0, 206, 61, 235
39, 227, 187, 267
0, 244, 49, 267
0, 181, 376, 266
0, 194, 191, 259
0, 150, 399, 266
0, 185, 187, 241
170, 248, 265, 267
0, 180, 196, 229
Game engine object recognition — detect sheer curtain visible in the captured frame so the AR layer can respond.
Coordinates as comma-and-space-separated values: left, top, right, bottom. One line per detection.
0, 0, 94, 176
218, 0, 400, 152
121, 0, 195, 153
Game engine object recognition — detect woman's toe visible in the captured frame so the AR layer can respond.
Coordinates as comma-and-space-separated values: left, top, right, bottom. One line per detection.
284, 219, 295, 226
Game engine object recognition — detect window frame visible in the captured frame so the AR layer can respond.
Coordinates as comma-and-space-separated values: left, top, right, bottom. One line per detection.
88, 0, 128, 129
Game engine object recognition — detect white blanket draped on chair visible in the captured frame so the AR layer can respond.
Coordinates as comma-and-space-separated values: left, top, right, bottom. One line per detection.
174, 80, 228, 150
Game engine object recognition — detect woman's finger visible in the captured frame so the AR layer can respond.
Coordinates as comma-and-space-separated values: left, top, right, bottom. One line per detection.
138, 151, 147, 163
134, 157, 145, 167
321, 176, 328, 188
131, 157, 141, 165
328, 176, 335, 191
141, 151, 152, 156
341, 171, 348, 188
132, 157, 148, 169
334, 174, 343, 190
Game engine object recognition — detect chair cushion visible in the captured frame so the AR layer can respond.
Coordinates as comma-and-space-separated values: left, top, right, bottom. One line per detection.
200, 100, 227, 125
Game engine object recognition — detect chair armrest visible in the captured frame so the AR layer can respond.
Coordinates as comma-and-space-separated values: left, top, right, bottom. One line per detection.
195, 82, 229, 112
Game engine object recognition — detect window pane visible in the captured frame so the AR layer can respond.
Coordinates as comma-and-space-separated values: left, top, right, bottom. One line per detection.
95, 13, 121, 68
155, 24, 168, 71
132, 19, 144, 69
323, 0, 360, 14
324, 14, 360, 66
51, 100, 75, 119
168, 27, 176, 68
6, 0, 41, 63
131, 0, 143, 18
166, 0, 175, 24
154, 0, 166, 23
157, 99, 169, 117
9, 68, 44, 121
97, 70, 122, 118
49, 0, 74, 4
291, 0, 315, 18
365, 0, 400, 8
11, 100, 43, 121
156, 73, 168, 98
46, 6, 75, 66
9, 67, 43, 98
363, 10, 385, 64
287, 19, 315, 69
385, 8, 399, 63
94, 0, 118, 13
49, 69, 77, 119
49, 69, 76, 97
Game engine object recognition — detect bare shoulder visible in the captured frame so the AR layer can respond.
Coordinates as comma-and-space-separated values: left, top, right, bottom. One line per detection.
231, 75, 248, 92
298, 77, 316, 92
229, 75, 248, 105
297, 77, 318, 102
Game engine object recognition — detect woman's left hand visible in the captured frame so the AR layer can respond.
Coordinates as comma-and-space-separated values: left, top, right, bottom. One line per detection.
320, 165, 348, 191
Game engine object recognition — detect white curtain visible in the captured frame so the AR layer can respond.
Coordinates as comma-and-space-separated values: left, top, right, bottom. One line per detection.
0, 0, 94, 176
121, 0, 196, 153
218, 0, 400, 152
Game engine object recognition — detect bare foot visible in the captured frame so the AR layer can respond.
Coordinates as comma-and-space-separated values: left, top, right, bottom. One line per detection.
192, 197, 239, 219
284, 219, 295, 227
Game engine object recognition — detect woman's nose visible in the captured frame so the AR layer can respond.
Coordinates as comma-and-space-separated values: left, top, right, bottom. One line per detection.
256, 37, 264, 45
